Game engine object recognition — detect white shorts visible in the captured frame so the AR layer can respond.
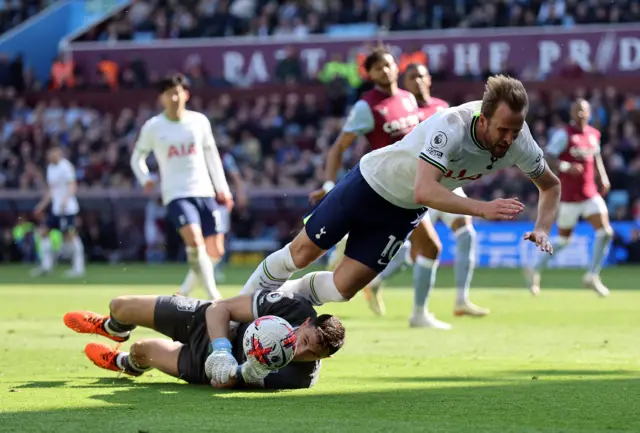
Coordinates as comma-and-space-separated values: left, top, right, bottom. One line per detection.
427, 188, 467, 228
557, 195, 608, 229
214, 205, 231, 234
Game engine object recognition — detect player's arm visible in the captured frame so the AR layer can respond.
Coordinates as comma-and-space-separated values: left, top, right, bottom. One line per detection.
130, 121, 154, 191
414, 118, 523, 220
545, 128, 581, 175
206, 291, 296, 388
530, 165, 561, 235
205, 294, 255, 343
415, 161, 485, 216
59, 162, 77, 210
202, 117, 232, 198
34, 186, 51, 215
310, 101, 374, 202
225, 154, 248, 209
516, 127, 561, 251
594, 150, 611, 196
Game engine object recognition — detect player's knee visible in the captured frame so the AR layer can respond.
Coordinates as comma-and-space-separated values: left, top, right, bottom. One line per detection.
290, 229, 325, 268
454, 224, 476, 241
205, 236, 224, 258
598, 226, 614, 239
109, 297, 134, 321
129, 340, 151, 365
414, 237, 441, 260
181, 225, 203, 247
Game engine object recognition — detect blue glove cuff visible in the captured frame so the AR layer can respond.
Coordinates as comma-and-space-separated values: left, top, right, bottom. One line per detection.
211, 338, 232, 354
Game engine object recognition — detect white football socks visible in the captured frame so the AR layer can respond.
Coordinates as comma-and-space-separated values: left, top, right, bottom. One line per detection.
277, 271, 346, 305
240, 243, 300, 295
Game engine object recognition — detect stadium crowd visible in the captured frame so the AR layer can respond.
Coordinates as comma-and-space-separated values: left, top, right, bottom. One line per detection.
74, 0, 640, 42
1, 83, 640, 214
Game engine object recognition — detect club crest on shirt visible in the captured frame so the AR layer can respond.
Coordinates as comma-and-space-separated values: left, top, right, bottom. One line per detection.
175, 297, 198, 312
430, 131, 448, 149
266, 291, 285, 303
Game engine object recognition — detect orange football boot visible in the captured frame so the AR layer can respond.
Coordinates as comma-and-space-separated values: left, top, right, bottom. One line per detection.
84, 342, 143, 377
63, 311, 129, 343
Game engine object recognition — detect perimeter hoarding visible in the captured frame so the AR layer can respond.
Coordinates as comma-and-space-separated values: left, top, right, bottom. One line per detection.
68, 25, 640, 84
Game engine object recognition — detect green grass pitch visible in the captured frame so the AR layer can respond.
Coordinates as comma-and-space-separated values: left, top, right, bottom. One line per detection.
0, 263, 639, 433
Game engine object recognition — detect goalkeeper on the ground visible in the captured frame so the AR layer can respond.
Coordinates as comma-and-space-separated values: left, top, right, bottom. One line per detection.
63, 290, 345, 389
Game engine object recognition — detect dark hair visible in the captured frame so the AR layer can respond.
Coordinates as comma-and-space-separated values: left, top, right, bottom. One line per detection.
157, 73, 190, 94
480, 74, 528, 119
312, 314, 345, 355
364, 47, 393, 72
404, 63, 426, 74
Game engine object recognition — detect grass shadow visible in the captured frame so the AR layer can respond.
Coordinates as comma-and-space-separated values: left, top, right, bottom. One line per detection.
1, 375, 638, 433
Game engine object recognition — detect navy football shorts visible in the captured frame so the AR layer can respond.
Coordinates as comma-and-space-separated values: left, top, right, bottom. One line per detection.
303, 164, 426, 273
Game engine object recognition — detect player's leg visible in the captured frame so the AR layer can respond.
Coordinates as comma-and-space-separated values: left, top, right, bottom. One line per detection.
30, 218, 56, 276
449, 216, 488, 317
277, 172, 424, 305
61, 215, 85, 278
326, 235, 348, 272
211, 204, 231, 282
63, 295, 158, 342
406, 218, 451, 329
239, 168, 361, 296
583, 196, 612, 296
362, 237, 412, 316
525, 202, 578, 295
169, 198, 221, 300
84, 338, 182, 378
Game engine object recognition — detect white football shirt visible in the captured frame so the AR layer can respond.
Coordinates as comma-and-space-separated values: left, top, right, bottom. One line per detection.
46, 158, 79, 215
131, 110, 230, 205
360, 100, 546, 209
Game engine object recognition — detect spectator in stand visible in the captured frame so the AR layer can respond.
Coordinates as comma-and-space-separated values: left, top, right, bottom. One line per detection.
72, 0, 640, 43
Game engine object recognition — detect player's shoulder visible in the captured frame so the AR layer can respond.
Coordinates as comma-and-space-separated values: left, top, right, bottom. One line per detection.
255, 290, 316, 321
584, 124, 601, 138
61, 158, 75, 170
430, 96, 449, 108
141, 113, 164, 131
426, 103, 469, 137
186, 109, 209, 122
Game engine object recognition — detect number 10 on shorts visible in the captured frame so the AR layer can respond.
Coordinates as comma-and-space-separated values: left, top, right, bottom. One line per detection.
378, 235, 404, 266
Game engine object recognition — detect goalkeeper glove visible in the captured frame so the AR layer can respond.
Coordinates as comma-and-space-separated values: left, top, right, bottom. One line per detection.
205, 338, 238, 384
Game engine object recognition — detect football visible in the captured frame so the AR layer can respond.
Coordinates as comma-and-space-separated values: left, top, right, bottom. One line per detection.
243, 315, 297, 370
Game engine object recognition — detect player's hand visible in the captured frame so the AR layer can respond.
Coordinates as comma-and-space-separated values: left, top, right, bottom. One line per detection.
479, 198, 525, 221
523, 230, 553, 255
600, 181, 611, 197
210, 375, 238, 389
216, 192, 234, 211
205, 338, 239, 385
566, 164, 583, 176
309, 188, 326, 205
143, 179, 156, 194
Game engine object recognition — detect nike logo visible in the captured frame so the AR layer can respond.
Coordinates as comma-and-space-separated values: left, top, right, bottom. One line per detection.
377, 259, 389, 266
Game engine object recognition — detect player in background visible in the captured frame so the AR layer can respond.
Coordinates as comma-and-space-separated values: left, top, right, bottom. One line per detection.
238, 76, 561, 315
213, 152, 248, 281
362, 63, 488, 328
130, 74, 233, 300
179, 151, 247, 288
32, 145, 85, 278
308, 46, 420, 265
524, 98, 612, 296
